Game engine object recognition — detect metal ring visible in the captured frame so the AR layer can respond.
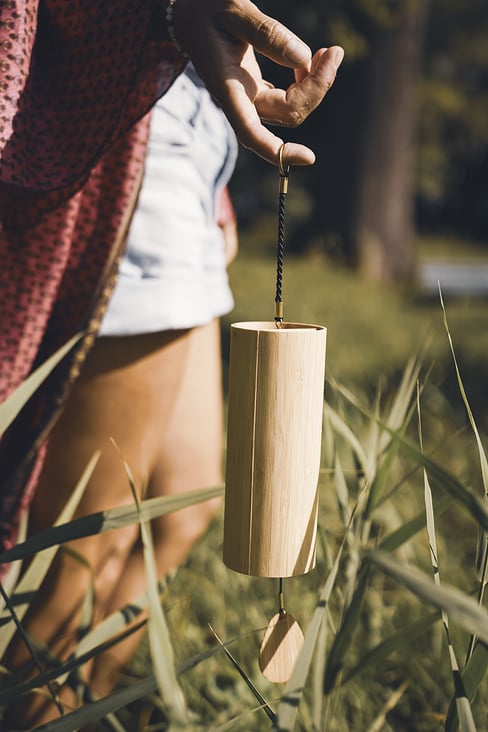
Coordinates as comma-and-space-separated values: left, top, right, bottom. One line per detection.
278, 143, 290, 178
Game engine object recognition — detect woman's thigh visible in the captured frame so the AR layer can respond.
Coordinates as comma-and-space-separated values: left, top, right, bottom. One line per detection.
147, 319, 224, 550
29, 330, 192, 558
29, 322, 223, 561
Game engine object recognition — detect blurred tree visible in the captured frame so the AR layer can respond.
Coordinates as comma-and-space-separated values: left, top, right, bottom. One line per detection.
347, 0, 430, 282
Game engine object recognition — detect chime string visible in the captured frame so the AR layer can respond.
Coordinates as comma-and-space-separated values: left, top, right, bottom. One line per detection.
275, 148, 290, 616
276, 148, 289, 615
275, 145, 290, 325
279, 577, 286, 617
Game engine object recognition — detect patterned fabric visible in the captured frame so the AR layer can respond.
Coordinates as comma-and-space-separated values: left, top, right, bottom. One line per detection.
0, 0, 185, 226
0, 1, 186, 556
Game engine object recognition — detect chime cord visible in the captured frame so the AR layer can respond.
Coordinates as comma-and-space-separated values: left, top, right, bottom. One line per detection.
276, 148, 290, 615
275, 145, 290, 326
279, 577, 286, 617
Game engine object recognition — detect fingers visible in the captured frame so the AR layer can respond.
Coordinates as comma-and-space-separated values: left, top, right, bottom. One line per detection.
255, 46, 344, 127
222, 1, 312, 68
216, 77, 316, 166
219, 47, 344, 166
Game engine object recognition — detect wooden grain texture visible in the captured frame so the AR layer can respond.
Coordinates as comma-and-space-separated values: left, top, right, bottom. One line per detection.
258, 611, 304, 683
223, 322, 327, 577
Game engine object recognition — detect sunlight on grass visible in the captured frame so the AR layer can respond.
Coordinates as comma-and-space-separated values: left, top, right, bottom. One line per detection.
225, 247, 488, 405
2, 240, 488, 730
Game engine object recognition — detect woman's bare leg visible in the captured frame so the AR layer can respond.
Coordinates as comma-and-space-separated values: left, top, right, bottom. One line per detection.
89, 319, 223, 696
5, 324, 223, 725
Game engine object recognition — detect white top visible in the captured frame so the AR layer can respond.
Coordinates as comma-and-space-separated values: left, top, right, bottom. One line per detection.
100, 64, 238, 336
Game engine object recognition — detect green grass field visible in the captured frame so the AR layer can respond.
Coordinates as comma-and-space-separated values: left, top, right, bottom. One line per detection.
150, 236, 488, 731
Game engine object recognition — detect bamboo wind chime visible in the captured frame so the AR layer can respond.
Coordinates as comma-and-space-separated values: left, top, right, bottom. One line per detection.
223, 145, 327, 683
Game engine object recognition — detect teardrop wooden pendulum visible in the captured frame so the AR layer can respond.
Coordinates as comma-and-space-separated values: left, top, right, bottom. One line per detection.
223, 144, 327, 683
258, 578, 304, 683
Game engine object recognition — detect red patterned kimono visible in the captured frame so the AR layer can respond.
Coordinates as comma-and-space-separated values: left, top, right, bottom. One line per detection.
0, 1, 186, 555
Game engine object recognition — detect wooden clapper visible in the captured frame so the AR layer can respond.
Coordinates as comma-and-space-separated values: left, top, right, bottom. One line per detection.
223, 147, 327, 683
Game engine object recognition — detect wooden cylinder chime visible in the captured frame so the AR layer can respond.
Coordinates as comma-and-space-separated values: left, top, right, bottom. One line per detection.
223, 321, 326, 577
222, 146, 327, 682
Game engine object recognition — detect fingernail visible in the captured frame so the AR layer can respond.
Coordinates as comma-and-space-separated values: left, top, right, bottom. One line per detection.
333, 47, 344, 71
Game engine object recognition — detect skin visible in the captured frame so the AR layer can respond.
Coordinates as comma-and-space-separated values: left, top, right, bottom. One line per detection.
173, 0, 344, 166
4, 3, 344, 725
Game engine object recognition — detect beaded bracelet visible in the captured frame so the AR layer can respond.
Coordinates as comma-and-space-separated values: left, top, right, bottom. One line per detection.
164, 0, 188, 56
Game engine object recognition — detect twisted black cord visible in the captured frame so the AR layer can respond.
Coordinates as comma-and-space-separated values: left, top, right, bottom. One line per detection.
275, 189, 286, 309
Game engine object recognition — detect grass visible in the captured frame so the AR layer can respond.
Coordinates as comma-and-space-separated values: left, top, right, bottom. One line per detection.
157, 234, 488, 730
2, 233, 488, 730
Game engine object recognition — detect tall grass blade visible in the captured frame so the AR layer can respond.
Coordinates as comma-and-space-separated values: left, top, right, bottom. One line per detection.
418, 385, 477, 732
331, 379, 488, 538
365, 359, 420, 515
141, 516, 187, 728
343, 611, 439, 683
321, 473, 381, 696
334, 452, 351, 526
59, 581, 158, 690
326, 405, 369, 474
363, 383, 382, 484
366, 680, 409, 732
440, 288, 488, 666
311, 599, 328, 729
439, 288, 488, 538
177, 634, 263, 681
209, 626, 276, 725
0, 487, 223, 566
368, 550, 488, 645
0, 583, 64, 717
331, 357, 420, 435
447, 652, 477, 732
387, 434, 488, 534
445, 641, 488, 732
115, 446, 187, 728
0, 333, 83, 436
72, 582, 167, 667
383, 358, 422, 438
30, 675, 159, 731
332, 362, 421, 521
0, 452, 100, 656
379, 494, 452, 553
0, 618, 148, 706
2, 511, 28, 596
452, 696, 478, 732
322, 562, 371, 694
1, 615, 230, 715
213, 703, 280, 731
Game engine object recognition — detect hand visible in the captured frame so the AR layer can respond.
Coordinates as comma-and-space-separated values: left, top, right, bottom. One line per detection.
173, 0, 344, 167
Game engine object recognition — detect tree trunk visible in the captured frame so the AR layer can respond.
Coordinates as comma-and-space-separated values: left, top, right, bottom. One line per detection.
349, 0, 429, 282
